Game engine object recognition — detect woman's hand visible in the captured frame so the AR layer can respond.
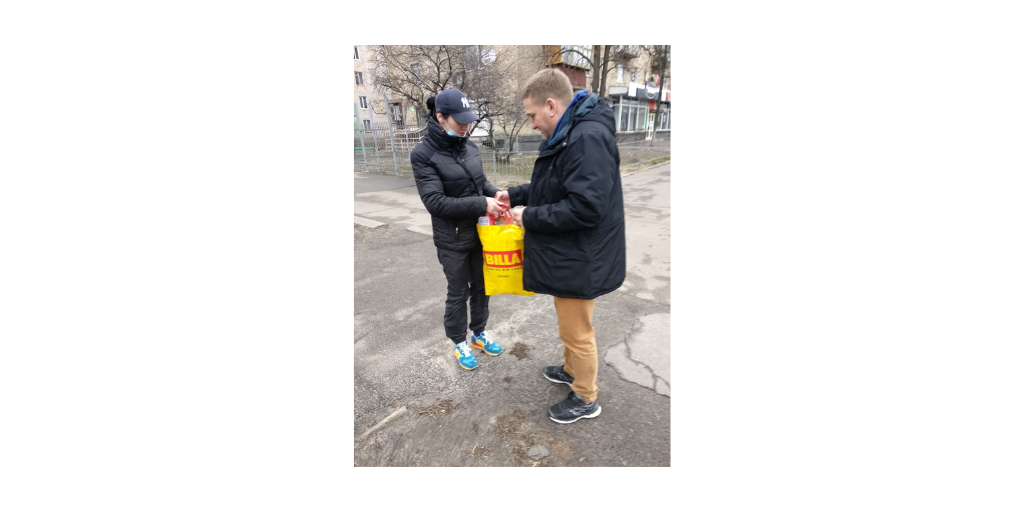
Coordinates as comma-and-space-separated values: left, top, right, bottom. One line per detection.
485, 197, 507, 215
494, 190, 510, 206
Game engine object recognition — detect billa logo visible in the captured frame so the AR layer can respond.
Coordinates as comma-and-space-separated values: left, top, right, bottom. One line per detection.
483, 249, 523, 268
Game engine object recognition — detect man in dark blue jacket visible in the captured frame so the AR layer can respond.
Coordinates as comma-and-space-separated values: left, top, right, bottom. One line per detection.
498, 69, 627, 424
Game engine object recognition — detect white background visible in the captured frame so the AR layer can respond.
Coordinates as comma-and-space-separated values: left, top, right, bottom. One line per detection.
1, 2, 1022, 510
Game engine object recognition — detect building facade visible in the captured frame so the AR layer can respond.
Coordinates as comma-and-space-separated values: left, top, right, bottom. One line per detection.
354, 45, 670, 151
543, 45, 671, 142
597, 45, 671, 142
353, 45, 390, 133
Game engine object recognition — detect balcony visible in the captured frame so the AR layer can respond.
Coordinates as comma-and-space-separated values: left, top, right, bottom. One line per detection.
615, 45, 639, 59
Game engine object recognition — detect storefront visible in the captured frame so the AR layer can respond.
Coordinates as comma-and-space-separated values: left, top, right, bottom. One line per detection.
608, 80, 671, 140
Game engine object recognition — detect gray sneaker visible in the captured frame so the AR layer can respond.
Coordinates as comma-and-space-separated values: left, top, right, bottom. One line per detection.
543, 365, 574, 386
548, 391, 601, 424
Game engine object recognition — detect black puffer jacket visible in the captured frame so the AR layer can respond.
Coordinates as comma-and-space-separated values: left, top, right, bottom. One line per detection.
508, 92, 626, 299
412, 117, 499, 251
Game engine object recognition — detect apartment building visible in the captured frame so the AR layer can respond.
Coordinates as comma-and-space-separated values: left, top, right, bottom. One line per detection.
545, 45, 671, 141
354, 45, 669, 149
353, 45, 389, 133
597, 45, 671, 141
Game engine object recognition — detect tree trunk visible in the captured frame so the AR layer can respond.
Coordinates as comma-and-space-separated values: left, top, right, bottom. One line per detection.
509, 121, 519, 152
591, 45, 601, 94
651, 79, 665, 141
488, 119, 495, 152
650, 49, 667, 141
598, 45, 612, 99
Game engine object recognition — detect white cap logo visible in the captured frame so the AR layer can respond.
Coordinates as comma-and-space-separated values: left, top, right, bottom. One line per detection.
461, 97, 470, 108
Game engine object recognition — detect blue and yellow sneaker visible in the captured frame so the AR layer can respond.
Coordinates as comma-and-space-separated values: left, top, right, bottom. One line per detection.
469, 331, 502, 356
453, 340, 478, 370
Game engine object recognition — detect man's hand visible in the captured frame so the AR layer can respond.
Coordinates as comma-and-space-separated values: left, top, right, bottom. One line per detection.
511, 206, 526, 228
494, 190, 510, 206
485, 197, 507, 215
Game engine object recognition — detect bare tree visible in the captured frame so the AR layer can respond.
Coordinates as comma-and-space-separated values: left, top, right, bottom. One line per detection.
543, 45, 598, 93
597, 45, 613, 98
368, 45, 466, 126
367, 45, 531, 145
487, 46, 552, 153
543, 45, 624, 100
544, 45, 591, 66
643, 45, 671, 140
490, 82, 528, 155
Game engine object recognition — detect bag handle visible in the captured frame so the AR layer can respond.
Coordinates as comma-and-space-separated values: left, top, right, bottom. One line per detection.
488, 209, 512, 224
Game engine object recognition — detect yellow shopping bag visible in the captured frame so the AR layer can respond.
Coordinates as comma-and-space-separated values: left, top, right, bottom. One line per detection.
477, 212, 535, 296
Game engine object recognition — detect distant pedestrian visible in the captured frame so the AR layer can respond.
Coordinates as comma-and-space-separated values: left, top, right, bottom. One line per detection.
497, 69, 626, 423
412, 88, 509, 370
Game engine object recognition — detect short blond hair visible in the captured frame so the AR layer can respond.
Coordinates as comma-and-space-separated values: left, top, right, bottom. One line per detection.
522, 68, 574, 108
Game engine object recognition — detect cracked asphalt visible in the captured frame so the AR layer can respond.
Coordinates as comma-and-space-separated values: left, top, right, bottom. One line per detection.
353, 163, 671, 466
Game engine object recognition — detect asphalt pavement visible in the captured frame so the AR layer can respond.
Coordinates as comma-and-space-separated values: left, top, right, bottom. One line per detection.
353, 163, 671, 466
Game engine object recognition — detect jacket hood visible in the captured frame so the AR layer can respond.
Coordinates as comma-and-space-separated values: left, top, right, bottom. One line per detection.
547, 91, 615, 147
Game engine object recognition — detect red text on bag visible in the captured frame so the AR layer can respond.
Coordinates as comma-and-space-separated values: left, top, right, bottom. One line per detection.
483, 249, 523, 268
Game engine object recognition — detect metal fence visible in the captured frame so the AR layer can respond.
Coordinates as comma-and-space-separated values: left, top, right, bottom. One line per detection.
352, 144, 538, 187
478, 148, 539, 187
355, 121, 425, 151
354, 122, 669, 186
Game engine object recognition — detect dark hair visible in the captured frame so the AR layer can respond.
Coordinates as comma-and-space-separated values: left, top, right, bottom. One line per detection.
426, 96, 448, 122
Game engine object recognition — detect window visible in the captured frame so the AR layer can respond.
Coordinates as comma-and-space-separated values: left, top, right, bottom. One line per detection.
616, 98, 649, 132
359, 96, 368, 109
354, 46, 359, 60
355, 72, 363, 86
658, 107, 671, 130
390, 103, 403, 125
410, 62, 421, 83
616, 65, 624, 83
363, 119, 370, 131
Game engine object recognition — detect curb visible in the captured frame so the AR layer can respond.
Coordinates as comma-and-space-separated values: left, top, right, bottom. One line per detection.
622, 159, 671, 178
354, 216, 386, 228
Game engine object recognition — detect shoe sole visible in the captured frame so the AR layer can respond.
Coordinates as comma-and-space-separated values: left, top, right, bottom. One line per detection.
459, 362, 477, 370
543, 369, 573, 386
469, 342, 501, 356
548, 405, 601, 424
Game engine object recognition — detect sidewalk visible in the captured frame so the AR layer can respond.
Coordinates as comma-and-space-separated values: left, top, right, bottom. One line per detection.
353, 163, 671, 466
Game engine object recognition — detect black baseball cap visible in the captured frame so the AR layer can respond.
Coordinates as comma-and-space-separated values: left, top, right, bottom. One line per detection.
435, 88, 478, 125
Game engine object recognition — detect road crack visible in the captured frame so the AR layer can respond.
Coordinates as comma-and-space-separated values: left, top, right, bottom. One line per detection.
604, 319, 658, 393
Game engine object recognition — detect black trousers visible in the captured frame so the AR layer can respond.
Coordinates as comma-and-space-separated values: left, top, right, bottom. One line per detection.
436, 247, 489, 344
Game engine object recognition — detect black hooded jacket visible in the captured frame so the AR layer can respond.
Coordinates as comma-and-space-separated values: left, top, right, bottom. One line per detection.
412, 117, 499, 251
507, 93, 626, 299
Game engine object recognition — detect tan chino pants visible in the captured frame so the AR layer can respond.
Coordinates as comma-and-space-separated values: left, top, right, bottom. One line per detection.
553, 296, 598, 403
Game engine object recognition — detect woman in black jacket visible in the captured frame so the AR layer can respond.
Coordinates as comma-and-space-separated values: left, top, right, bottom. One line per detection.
411, 88, 508, 371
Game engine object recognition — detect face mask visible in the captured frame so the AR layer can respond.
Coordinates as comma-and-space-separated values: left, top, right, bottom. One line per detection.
442, 118, 469, 138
